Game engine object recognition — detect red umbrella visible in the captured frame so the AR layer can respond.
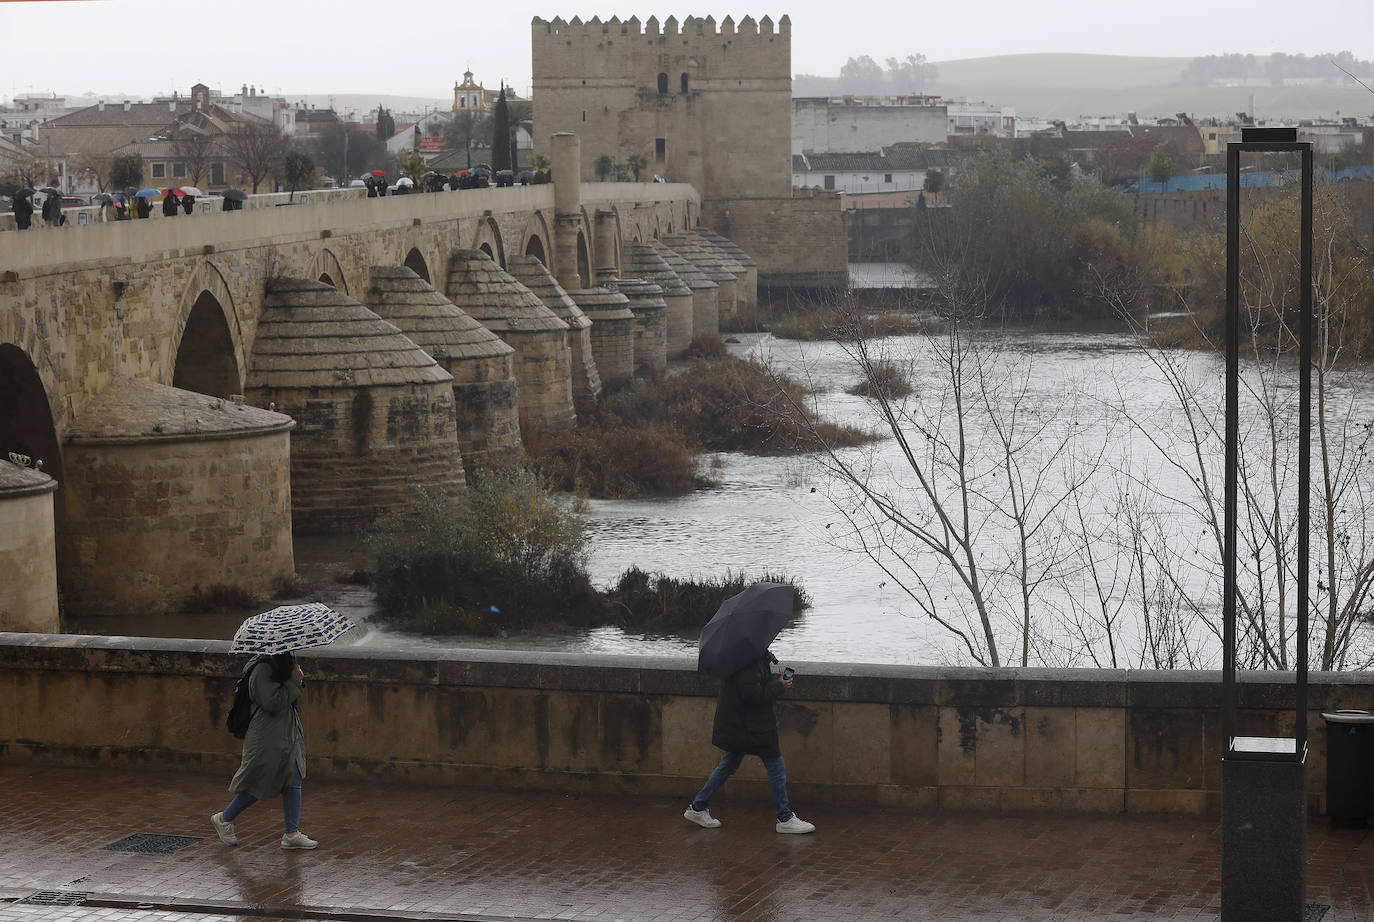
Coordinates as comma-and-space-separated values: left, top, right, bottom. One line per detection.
162, 188, 181, 198
368, 170, 388, 177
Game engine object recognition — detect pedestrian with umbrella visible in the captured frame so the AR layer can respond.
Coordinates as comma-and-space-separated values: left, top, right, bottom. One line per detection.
684, 582, 815, 834
161, 188, 179, 218
12, 189, 34, 230
210, 602, 353, 850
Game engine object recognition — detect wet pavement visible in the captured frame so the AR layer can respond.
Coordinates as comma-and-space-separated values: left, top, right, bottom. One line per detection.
1, 765, 1372, 921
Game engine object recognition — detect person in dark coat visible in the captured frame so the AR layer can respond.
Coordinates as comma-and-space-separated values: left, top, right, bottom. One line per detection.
365, 177, 378, 198
161, 192, 178, 217
210, 651, 318, 850
12, 194, 33, 230
135, 196, 152, 219
684, 651, 815, 834
40, 192, 64, 227
181, 194, 195, 215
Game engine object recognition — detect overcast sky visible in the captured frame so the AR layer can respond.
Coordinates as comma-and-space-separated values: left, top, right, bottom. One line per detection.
3, 0, 1371, 104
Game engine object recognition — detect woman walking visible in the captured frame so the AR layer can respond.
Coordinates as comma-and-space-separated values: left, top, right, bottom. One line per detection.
211, 651, 317, 849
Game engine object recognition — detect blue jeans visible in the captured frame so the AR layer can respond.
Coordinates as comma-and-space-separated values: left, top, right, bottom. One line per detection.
691, 752, 793, 822
222, 769, 303, 834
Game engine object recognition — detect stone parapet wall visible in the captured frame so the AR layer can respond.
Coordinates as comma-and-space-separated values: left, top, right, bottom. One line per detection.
0, 633, 1361, 816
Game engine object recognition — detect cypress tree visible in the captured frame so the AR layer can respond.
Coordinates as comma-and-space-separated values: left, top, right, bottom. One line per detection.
492, 86, 511, 172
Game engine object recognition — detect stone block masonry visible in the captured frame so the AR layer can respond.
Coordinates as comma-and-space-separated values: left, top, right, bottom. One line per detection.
1, 632, 1365, 817
702, 194, 849, 292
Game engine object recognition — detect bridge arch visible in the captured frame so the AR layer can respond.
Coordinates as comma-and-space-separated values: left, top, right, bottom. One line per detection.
520, 211, 553, 267
471, 217, 506, 268
0, 344, 64, 489
311, 247, 349, 294
172, 260, 244, 398
403, 247, 431, 283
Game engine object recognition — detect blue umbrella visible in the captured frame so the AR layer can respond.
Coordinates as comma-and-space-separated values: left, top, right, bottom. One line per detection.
133, 188, 160, 198
229, 602, 354, 654
697, 582, 795, 678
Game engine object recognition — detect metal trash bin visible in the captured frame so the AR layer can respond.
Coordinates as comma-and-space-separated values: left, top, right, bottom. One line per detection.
1322, 709, 1374, 823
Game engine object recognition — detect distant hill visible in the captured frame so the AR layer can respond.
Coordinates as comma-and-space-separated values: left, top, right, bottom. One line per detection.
795, 52, 1374, 121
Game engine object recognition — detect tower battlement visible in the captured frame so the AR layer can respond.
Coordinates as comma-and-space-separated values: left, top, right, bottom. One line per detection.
533, 13, 790, 39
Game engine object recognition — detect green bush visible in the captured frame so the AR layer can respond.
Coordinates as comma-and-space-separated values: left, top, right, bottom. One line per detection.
606, 567, 812, 634
369, 470, 605, 633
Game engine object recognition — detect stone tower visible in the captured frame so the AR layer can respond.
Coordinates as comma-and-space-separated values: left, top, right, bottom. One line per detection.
531, 14, 791, 198
531, 14, 847, 292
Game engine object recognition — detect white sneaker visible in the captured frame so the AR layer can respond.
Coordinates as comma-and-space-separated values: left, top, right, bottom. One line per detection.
775, 815, 816, 834
210, 812, 238, 846
683, 806, 721, 828
280, 831, 318, 850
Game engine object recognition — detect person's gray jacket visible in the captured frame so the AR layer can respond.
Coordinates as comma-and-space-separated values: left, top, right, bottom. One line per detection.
228, 658, 306, 799
710, 655, 784, 757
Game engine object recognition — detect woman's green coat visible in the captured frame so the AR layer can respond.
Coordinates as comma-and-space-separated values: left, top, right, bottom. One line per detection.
228, 658, 306, 799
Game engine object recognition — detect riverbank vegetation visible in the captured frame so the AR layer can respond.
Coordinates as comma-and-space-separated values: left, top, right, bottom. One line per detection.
523, 344, 872, 498
368, 471, 808, 637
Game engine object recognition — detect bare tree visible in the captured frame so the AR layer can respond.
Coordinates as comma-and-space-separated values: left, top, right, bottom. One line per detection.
772, 260, 1105, 667
220, 121, 288, 193
170, 129, 217, 188
1096, 182, 1374, 671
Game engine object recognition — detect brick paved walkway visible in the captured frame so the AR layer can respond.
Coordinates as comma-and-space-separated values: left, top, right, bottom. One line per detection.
1, 766, 1371, 921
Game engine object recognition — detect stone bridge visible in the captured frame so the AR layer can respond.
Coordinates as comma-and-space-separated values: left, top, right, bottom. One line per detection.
0, 135, 758, 630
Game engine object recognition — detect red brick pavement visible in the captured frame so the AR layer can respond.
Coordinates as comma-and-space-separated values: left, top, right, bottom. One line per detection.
1, 765, 1372, 921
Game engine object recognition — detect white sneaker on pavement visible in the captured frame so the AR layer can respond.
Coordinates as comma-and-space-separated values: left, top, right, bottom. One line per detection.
775, 815, 816, 834
684, 806, 722, 828
209, 812, 238, 846
280, 831, 319, 850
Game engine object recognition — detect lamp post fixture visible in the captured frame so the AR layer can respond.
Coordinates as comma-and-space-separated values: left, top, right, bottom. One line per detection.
1220, 126, 1314, 922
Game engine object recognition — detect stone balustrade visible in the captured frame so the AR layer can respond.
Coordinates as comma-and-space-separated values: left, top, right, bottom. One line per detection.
1, 632, 1362, 815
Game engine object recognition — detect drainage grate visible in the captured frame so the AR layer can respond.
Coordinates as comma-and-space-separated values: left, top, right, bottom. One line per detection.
1305, 903, 1331, 922
104, 833, 203, 854
17, 891, 89, 906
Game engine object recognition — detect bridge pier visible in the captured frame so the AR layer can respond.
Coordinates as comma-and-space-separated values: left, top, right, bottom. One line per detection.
59, 378, 295, 617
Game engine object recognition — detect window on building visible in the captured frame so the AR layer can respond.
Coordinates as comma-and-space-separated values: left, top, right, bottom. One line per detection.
655, 138, 666, 162
681, 73, 690, 93
459, 97, 465, 108
173, 162, 186, 178
884, 174, 892, 183
151, 162, 166, 178
657, 73, 669, 94
823, 175, 835, 190
210, 162, 225, 185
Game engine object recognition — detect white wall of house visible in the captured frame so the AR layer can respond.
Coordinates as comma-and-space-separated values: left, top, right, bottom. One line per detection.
792, 167, 926, 194
792, 99, 947, 154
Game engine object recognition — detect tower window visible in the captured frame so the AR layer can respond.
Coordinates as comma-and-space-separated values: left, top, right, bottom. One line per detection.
681, 73, 690, 93
657, 73, 669, 94
655, 138, 666, 162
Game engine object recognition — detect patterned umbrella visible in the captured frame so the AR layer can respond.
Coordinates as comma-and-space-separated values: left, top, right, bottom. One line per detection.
229, 602, 354, 654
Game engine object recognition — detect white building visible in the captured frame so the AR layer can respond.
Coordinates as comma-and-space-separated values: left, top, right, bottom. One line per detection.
792, 147, 953, 195
946, 100, 1015, 138
792, 97, 947, 155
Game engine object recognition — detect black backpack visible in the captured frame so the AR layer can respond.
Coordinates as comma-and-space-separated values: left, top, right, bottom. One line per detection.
226, 659, 264, 739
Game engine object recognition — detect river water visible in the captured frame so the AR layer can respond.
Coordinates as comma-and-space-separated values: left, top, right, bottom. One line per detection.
71, 319, 1374, 669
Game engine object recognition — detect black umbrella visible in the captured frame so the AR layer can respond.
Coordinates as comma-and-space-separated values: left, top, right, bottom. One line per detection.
15, 188, 35, 198
697, 582, 795, 678
221, 188, 248, 201
92, 192, 115, 203
39, 186, 61, 195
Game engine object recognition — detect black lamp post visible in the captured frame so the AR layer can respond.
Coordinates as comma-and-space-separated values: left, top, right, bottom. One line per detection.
1220, 126, 1314, 922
